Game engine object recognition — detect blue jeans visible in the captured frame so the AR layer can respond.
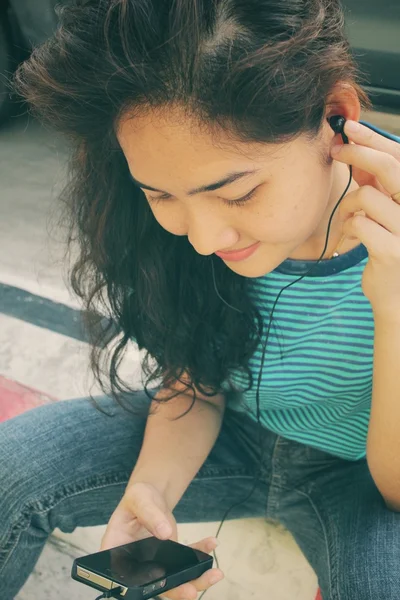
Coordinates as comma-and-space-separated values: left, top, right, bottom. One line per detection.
0, 392, 399, 599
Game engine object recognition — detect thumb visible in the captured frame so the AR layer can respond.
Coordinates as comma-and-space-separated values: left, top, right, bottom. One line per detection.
125, 482, 177, 540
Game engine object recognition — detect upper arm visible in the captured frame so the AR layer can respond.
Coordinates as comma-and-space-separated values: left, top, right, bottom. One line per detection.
155, 371, 226, 412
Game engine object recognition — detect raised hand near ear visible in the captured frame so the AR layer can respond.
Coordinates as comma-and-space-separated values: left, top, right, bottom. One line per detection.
331, 120, 400, 319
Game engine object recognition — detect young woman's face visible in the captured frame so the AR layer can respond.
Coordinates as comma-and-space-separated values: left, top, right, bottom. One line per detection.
118, 108, 359, 278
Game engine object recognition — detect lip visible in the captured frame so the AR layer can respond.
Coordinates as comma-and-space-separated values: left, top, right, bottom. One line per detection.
215, 241, 260, 262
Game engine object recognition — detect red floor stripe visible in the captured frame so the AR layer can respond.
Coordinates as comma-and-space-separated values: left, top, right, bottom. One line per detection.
0, 375, 56, 422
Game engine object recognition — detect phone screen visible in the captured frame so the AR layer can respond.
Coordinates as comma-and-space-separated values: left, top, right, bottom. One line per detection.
78, 538, 203, 587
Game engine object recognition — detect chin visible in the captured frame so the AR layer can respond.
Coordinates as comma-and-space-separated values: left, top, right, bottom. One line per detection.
223, 258, 280, 278
220, 243, 291, 278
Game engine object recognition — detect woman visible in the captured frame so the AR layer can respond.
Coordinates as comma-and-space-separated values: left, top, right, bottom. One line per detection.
2, 0, 400, 598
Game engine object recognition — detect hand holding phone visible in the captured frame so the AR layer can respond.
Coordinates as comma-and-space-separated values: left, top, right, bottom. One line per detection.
96, 481, 223, 599
72, 536, 219, 599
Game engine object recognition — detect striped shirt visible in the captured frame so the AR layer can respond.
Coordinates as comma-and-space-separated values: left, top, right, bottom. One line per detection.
227, 244, 373, 461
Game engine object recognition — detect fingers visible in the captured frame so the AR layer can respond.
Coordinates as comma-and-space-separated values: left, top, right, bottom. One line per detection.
344, 120, 400, 160
100, 505, 142, 550
101, 482, 178, 551
339, 186, 400, 237
190, 567, 224, 591
125, 483, 175, 539
162, 582, 198, 600
331, 143, 400, 198
161, 568, 224, 600
342, 213, 395, 259
161, 537, 223, 600
330, 119, 400, 199
189, 536, 219, 554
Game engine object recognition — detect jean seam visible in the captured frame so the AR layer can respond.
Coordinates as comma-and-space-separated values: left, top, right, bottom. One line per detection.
273, 483, 338, 600
0, 470, 131, 577
266, 436, 283, 517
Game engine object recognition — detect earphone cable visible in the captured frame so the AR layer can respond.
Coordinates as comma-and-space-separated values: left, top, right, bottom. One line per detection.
200, 163, 353, 599
95, 587, 124, 599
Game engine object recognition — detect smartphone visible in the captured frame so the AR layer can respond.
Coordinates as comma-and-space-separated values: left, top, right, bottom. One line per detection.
71, 537, 213, 599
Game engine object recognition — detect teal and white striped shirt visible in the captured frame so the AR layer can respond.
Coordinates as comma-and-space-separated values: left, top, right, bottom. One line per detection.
228, 244, 373, 461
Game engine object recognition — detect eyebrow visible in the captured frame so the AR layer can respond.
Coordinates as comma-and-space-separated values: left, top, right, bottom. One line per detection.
129, 169, 261, 196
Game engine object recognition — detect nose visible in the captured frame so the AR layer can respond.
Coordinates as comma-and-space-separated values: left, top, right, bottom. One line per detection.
187, 215, 239, 256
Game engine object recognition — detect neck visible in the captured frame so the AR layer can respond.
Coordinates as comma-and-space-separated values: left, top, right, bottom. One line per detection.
290, 162, 359, 261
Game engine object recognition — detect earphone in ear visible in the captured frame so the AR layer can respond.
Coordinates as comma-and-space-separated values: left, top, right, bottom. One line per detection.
328, 115, 400, 143
328, 115, 349, 144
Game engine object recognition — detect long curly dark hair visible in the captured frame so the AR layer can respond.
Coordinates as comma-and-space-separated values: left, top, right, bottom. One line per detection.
14, 0, 371, 409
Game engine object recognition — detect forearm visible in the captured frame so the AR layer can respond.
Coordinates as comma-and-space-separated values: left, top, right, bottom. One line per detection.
367, 316, 400, 508
128, 389, 225, 510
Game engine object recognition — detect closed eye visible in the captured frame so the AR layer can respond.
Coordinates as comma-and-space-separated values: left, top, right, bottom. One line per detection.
147, 185, 260, 207
223, 186, 260, 207
147, 191, 172, 204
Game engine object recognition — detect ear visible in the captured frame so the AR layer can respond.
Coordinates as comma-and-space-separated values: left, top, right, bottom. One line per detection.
324, 81, 361, 124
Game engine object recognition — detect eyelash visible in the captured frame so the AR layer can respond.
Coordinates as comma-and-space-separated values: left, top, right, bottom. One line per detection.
224, 187, 258, 207
147, 186, 258, 208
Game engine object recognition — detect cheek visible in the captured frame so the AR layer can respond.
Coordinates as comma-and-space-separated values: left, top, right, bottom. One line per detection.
247, 156, 331, 244
244, 186, 304, 243
249, 183, 325, 243
251, 212, 301, 243
149, 203, 188, 236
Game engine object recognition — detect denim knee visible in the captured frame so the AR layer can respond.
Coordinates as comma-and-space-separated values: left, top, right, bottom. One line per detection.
0, 409, 58, 550
333, 525, 400, 600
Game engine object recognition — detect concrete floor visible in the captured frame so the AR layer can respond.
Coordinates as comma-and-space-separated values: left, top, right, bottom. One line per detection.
1, 108, 400, 600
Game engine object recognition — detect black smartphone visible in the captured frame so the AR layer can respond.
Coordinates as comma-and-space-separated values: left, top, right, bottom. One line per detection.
71, 537, 213, 599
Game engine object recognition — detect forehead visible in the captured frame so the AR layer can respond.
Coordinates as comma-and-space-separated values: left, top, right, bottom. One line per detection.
117, 108, 288, 179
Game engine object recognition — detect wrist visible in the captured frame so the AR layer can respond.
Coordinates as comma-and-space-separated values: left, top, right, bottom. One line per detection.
126, 468, 185, 511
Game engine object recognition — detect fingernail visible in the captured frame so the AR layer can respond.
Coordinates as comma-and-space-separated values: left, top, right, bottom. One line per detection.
345, 120, 360, 132
156, 522, 171, 538
331, 145, 342, 154
210, 574, 223, 585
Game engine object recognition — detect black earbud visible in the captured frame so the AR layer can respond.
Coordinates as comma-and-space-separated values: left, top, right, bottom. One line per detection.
328, 115, 349, 144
